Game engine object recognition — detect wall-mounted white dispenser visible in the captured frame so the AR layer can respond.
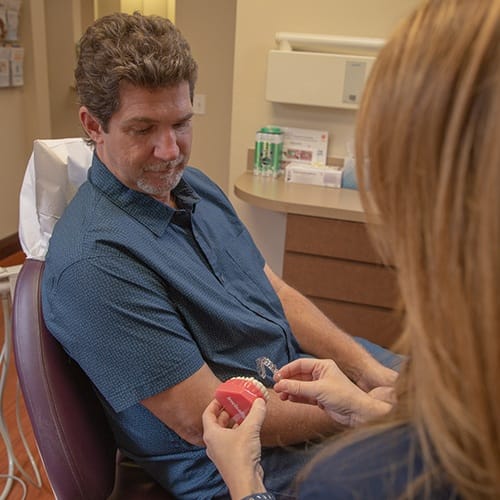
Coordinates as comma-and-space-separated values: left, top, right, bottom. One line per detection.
265, 32, 385, 109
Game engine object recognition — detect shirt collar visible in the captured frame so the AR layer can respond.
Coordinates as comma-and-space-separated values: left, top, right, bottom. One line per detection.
87, 153, 200, 237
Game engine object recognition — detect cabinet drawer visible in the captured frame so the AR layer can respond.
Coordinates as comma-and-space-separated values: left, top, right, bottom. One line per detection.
283, 252, 398, 309
285, 214, 383, 264
310, 298, 402, 348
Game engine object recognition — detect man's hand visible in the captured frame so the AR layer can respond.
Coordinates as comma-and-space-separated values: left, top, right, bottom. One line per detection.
354, 357, 399, 392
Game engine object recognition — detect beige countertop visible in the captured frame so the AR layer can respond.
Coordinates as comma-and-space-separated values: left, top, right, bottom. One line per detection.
234, 171, 365, 222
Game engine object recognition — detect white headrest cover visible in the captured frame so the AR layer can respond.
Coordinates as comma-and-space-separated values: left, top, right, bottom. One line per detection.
19, 138, 93, 260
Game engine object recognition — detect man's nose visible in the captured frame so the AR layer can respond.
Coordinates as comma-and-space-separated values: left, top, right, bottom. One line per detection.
154, 129, 180, 161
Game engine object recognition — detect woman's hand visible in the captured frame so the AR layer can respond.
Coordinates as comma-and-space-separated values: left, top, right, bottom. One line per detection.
274, 358, 392, 426
202, 398, 268, 499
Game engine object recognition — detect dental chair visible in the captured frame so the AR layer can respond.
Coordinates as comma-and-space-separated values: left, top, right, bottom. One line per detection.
13, 139, 171, 499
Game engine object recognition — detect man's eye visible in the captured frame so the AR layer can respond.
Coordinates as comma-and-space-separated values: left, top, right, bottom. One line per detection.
131, 126, 153, 135
174, 120, 191, 131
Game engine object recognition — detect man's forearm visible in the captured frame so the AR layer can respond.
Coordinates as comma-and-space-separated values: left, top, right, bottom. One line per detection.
277, 281, 374, 382
260, 391, 343, 446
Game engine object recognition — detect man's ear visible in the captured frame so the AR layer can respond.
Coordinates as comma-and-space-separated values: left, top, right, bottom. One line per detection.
79, 106, 104, 144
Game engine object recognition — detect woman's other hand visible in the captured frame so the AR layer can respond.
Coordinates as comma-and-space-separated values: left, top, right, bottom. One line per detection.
202, 398, 268, 499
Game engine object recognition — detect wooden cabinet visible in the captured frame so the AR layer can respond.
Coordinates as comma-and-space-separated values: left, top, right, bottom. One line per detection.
233, 168, 403, 349
283, 214, 402, 348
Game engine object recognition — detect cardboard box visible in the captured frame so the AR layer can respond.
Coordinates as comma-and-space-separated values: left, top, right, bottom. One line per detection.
285, 162, 342, 188
281, 127, 329, 166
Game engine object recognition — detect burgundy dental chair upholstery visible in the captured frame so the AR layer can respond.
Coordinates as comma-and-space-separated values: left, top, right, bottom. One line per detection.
12, 258, 171, 499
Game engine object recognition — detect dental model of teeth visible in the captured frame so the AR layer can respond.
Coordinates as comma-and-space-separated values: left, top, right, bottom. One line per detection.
215, 376, 269, 424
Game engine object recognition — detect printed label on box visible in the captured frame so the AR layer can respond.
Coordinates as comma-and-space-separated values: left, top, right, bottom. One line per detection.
0, 46, 10, 87
10, 45, 23, 86
281, 127, 329, 166
285, 162, 342, 188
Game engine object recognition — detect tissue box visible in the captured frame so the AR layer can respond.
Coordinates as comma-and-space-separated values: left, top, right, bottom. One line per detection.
285, 163, 342, 188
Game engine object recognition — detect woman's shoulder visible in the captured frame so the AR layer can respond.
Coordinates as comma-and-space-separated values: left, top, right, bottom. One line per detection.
297, 424, 457, 499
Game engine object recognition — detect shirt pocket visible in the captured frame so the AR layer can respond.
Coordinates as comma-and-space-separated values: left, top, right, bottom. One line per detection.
220, 228, 281, 307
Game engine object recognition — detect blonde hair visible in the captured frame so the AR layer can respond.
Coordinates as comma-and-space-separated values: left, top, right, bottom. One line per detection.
354, 0, 500, 497
305, 0, 500, 498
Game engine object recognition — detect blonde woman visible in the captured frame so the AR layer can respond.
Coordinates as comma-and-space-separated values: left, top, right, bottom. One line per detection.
202, 0, 500, 498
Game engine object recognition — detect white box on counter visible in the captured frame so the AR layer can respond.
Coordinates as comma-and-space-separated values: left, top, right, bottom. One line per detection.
284, 162, 343, 188
280, 127, 329, 166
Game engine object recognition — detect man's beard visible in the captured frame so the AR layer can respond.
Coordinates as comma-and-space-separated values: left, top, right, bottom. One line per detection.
137, 156, 185, 197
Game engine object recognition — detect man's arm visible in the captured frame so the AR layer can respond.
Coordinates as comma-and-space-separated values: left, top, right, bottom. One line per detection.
260, 390, 341, 445
264, 265, 397, 391
142, 364, 221, 446
142, 363, 341, 448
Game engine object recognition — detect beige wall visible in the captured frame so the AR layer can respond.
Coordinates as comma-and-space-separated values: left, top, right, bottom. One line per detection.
0, 0, 52, 240
228, 0, 419, 274
176, 0, 236, 192
95, 1, 174, 20
0, 87, 27, 238
0, 0, 90, 240
94, 0, 121, 18
0, 0, 420, 267
0, 0, 235, 241
45, 0, 84, 139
